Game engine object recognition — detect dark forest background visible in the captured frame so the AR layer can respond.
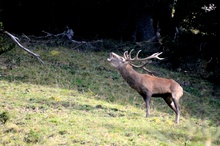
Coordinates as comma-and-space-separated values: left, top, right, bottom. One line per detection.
0, 0, 219, 83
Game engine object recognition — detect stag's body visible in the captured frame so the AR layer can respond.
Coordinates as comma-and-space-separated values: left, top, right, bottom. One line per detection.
107, 50, 183, 124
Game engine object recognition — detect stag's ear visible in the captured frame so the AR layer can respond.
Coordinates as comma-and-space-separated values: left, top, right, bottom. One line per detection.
121, 57, 126, 62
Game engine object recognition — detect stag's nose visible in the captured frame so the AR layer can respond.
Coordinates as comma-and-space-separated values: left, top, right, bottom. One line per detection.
107, 53, 113, 61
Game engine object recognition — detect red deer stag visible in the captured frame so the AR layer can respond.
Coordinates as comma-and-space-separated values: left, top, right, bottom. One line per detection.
107, 49, 183, 124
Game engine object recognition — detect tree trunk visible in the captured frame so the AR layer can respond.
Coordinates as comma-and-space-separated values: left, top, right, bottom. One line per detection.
133, 14, 155, 42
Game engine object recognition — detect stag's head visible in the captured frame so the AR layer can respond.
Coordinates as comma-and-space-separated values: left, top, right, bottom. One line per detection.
107, 49, 164, 71
107, 52, 126, 69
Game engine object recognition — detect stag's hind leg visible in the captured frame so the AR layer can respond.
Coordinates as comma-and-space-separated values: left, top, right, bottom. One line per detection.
172, 86, 183, 124
171, 94, 181, 124
163, 94, 180, 124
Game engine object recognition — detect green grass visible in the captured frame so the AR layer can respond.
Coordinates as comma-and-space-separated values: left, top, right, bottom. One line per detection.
0, 41, 220, 145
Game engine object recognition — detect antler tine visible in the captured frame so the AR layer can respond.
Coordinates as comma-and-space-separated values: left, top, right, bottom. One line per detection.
126, 49, 142, 61
145, 52, 164, 60
135, 50, 142, 59
130, 61, 156, 75
124, 51, 129, 59
130, 61, 149, 68
128, 49, 134, 60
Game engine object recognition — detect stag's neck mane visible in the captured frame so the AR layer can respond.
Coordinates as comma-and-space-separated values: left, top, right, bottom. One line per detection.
118, 64, 143, 89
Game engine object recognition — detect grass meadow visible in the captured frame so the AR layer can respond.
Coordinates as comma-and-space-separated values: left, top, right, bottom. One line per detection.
0, 40, 220, 145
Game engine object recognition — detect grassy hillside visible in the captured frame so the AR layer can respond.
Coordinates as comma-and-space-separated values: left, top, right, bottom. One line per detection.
0, 40, 220, 146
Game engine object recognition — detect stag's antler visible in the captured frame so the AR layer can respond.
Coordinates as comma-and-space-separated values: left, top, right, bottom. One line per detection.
125, 49, 164, 72
125, 49, 164, 61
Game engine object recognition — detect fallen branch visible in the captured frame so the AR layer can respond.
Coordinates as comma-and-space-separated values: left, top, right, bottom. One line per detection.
41, 27, 103, 49
3, 31, 44, 64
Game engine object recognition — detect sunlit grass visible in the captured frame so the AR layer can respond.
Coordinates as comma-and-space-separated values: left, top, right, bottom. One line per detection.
0, 42, 220, 145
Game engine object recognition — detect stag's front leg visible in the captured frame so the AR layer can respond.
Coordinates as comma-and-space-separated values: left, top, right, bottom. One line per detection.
140, 93, 151, 117
145, 94, 151, 117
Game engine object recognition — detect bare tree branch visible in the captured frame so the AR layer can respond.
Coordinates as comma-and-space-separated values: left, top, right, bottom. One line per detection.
42, 27, 103, 48
3, 31, 44, 64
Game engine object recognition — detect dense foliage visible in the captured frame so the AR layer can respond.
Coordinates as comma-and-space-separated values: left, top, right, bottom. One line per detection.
0, 0, 219, 81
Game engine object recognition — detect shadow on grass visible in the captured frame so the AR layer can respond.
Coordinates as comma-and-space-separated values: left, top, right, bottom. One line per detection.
26, 97, 140, 118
